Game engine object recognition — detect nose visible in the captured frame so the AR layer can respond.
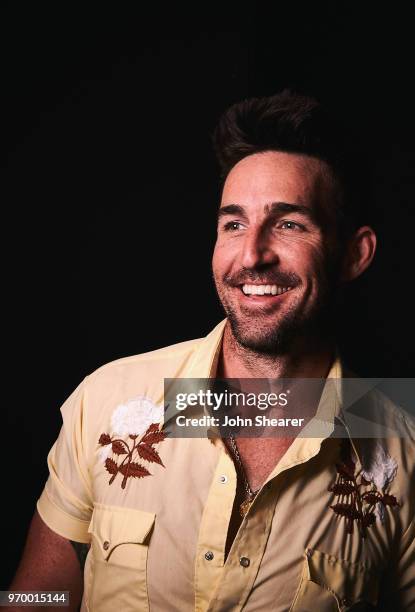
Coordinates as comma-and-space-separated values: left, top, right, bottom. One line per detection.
240, 226, 279, 269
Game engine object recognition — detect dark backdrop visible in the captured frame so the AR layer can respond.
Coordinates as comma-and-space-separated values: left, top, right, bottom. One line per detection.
2, 2, 414, 587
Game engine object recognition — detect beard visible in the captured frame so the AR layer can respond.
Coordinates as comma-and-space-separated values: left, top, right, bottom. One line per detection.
214, 264, 337, 356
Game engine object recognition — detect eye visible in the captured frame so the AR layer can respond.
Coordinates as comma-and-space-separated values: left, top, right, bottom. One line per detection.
223, 221, 245, 232
277, 220, 305, 231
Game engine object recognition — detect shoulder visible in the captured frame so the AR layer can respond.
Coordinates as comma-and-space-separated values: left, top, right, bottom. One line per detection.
343, 378, 415, 444
86, 336, 204, 389
339, 363, 415, 441
58, 335, 205, 425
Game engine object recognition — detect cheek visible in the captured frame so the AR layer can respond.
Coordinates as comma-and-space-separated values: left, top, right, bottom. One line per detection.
281, 239, 324, 274
212, 246, 223, 280
212, 242, 237, 275
303, 248, 332, 294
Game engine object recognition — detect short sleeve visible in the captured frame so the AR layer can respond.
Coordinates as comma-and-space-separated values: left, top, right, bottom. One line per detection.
37, 377, 93, 543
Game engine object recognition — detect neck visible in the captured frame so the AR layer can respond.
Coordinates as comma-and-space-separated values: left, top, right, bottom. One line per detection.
218, 320, 335, 379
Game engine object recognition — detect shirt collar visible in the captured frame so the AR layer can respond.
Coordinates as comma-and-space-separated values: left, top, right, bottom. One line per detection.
184, 319, 227, 379
179, 318, 362, 467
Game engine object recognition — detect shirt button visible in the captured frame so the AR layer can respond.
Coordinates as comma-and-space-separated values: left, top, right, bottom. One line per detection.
219, 475, 228, 483
239, 556, 250, 567
204, 551, 214, 561
103, 541, 110, 550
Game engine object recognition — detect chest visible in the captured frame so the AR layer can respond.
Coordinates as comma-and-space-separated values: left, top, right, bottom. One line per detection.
231, 437, 295, 491
89, 437, 392, 612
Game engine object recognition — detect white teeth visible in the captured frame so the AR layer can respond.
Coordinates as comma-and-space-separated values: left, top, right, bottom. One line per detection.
242, 284, 293, 296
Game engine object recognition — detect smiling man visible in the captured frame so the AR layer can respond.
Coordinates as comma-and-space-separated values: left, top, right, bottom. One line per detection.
9, 91, 415, 611
214, 152, 354, 370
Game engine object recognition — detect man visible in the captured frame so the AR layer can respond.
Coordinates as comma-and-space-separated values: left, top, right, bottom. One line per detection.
9, 91, 414, 610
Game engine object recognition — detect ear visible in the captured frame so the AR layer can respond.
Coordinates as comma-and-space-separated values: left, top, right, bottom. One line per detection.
341, 226, 377, 282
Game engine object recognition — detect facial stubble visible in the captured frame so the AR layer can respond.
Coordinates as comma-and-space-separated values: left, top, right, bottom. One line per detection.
213, 263, 337, 356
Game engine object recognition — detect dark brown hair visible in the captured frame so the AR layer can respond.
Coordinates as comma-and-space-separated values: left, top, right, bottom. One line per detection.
212, 90, 371, 239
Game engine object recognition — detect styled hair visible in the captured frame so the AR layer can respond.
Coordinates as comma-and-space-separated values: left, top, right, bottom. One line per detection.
212, 90, 371, 238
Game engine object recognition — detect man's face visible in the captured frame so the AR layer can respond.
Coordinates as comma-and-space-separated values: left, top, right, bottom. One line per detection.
212, 150, 340, 354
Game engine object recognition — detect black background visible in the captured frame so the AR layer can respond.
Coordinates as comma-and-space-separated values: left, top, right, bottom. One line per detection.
2, 2, 414, 587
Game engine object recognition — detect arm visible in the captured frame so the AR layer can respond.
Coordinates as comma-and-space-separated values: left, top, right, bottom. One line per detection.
7, 510, 85, 612
8, 377, 93, 610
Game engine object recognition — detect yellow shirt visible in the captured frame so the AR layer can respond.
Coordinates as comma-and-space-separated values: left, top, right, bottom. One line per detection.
37, 319, 415, 611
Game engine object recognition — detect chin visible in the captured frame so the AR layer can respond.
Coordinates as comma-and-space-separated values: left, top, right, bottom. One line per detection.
228, 315, 296, 355
239, 335, 290, 355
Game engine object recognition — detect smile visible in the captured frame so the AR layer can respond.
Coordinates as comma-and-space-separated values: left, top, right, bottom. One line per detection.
241, 284, 294, 296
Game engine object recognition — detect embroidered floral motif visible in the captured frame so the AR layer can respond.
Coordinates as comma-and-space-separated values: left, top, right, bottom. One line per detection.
111, 396, 164, 437
361, 442, 398, 522
361, 442, 398, 490
98, 397, 166, 489
329, 442, 400, 538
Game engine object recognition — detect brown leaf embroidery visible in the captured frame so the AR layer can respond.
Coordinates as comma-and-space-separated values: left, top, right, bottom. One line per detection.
118, 462, 151, 489
136, 443, 164, 466
112, 440, 128, 455
329, 441, 401, 539
330, 503, 361, 520
98, 423, 167, 489
328, 483, 356, 495
361, 492, 381, 505
142, 431, 167, 445
144, 423, 161, 435
119, 462, 151, 478
382, 494, 399, 507
99, 433, 112, 446
105, 457, 118, 475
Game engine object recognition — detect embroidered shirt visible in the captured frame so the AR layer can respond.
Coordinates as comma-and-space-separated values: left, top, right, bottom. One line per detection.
37, 319, 415, 611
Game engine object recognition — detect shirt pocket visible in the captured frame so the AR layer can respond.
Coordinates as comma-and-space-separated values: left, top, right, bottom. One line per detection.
87, 503, 156, 612
289, 548, 379, 612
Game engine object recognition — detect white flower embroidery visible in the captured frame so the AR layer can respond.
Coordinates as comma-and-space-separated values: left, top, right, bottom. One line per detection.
98, 444, 113, 464
361, 442, 398, 490
361, 442, 398, 523
110, 396, 164, 437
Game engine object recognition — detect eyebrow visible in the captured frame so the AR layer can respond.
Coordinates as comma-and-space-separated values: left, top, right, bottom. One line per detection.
217, 201, 316, 222
217, 204, 248, 221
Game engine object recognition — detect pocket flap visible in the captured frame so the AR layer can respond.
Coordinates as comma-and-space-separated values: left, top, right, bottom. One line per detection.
304, 548, 378, 606
88, 504, 156, 560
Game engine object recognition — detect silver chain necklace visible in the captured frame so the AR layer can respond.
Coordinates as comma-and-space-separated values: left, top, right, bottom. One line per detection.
228, 433, 259, 517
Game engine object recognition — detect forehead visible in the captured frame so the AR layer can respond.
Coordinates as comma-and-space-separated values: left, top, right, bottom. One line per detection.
221, 151, 333, 214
